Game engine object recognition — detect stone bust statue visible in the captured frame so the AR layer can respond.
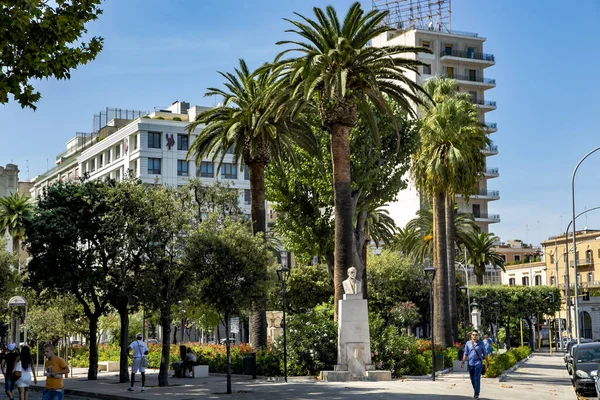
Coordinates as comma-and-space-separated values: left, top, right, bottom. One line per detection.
342, 267, 362, 294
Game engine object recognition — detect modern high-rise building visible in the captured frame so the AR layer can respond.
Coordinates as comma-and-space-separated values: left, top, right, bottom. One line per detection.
372, 0, 499, 233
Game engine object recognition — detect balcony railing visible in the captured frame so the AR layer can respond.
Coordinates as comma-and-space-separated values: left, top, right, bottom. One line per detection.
472, 99, 497, 107
483, 145, 499, 154
473, 213, 500, 221
445, 74, 496, 85
440, 49, 495, 62
478, 190, 499, 198
568, 259, 594, 267
485, 122, 497, 130
484, 168, 499, 176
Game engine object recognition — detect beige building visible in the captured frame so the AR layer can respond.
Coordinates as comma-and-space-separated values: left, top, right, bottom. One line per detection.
371, 6, 498, 233
495, 239, 541, 265
501, 261, 546, 287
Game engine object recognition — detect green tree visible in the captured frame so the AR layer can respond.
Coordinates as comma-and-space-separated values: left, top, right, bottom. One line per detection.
0, 0, 103, 109
186, 59, 314, 349
411, 77, 489, 346
183, 219, 271, 394
0, 193, 33, 258
279, 264, 333, 314
463, 231, 505, 285
274, 2, 427, 317
24, 181, 110, 380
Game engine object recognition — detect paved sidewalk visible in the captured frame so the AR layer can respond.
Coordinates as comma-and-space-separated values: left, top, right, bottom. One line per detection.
20, 352, 577, 399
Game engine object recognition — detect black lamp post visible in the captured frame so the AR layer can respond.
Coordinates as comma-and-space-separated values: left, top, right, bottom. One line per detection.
459, 286, 468, 336
424, 266, 436, 381
276, 251, 290, 383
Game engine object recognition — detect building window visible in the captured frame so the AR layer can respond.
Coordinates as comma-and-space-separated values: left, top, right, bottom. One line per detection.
514, 255, 521, 262
550, 276, 556, 286
472, 204, 480, 218
586, 250, 593, 264
244, 165, 250, 180
148, 158, 162, 175
444, 44, 452, 55
423, 64, 431, 75
115, 145, 121, 159
469, 90, 478, 103
75, 168, 79, 179
244, 189, 251, 205
588, 272, 594, 284
468, 69, 477, 81
522, 276, 529, 286
90, 159, 96, 172
534, 275, 542, 286
198, 162, 214, 178
99, 154, 103, 168
445, 66, 454, 77
499, 254, 506, 262
221, 163, 237, 179
106, 151, 111, 164
177, 160, 189, 176
148, 132, 161, 149
177, 135, 189, 151
467, 47, 475, 58
509, 278, 515, 286
422, 40, 430, 49
550, 254, 554, 264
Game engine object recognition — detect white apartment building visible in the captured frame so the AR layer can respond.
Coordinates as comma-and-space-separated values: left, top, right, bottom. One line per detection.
0, 164, 19, 253
74, 101, 252, 217
373, 27, 499, 233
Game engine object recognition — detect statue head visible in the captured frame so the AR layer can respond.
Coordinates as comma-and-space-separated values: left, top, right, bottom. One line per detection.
347, 267, 357, 279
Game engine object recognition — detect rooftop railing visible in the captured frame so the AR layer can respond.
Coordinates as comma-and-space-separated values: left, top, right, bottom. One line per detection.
440, 49, 495, 62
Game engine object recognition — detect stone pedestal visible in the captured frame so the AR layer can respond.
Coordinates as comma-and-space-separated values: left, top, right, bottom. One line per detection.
471, 307, 481, 330
321, 294, 391, 381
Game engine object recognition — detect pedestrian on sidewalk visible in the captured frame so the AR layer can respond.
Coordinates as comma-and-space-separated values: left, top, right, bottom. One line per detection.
42, 344, 69, 400
128, 333, 148, 392
461, 329, 489, 399
14, 345, 37, 400
2, 343, 20, 400
483, 335, 494, 355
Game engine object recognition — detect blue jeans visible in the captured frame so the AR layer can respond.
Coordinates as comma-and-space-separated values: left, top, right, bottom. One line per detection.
468, 363, 482, 396
42, 389, 64, 400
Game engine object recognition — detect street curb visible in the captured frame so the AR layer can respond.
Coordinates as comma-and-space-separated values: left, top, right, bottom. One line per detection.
498, 354, 533, 382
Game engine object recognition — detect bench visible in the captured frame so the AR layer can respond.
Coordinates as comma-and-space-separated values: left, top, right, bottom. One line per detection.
98, 361, 120, 372
191, 365, 209, 378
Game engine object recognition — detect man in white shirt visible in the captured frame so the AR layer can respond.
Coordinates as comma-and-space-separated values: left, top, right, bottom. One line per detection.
128, 333, 149, 392
182, 348, 197, 377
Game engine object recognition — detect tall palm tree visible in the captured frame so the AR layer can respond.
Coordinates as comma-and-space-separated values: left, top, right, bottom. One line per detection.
463, 231, 505, 285
411, 77, 489, 347
186, 59, 315, 349
0, 193, 33, 260
274, 2, 428, 317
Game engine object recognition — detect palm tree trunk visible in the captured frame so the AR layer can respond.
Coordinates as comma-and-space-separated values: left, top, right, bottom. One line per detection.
248, 162, 267, 349
445, 196, 458, 343
330, 124, 354, 321
476, 263, 485, 285
433, 192, 451, 348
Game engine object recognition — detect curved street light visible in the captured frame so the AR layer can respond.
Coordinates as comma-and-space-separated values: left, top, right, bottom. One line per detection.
570, 146, 600, 344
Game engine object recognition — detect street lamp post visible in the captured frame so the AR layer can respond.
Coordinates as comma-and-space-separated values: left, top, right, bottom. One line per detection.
276, 250, 290, 383
424, 266, 437, 381
570, 146, 600, 344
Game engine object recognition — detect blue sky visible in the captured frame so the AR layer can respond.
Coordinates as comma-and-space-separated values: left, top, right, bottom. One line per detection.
0, 0, 599, 245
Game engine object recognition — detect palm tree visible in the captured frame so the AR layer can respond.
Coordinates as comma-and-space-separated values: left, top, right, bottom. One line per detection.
186, 59, 315, 349
463, 231, 505, 285
411, 77, 489, 347
274, 2, 428, 317
0, 193, 33, 261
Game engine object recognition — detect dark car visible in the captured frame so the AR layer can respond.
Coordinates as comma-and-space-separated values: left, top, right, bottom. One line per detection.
565, 339, 593, 368
571, 342, 600, 395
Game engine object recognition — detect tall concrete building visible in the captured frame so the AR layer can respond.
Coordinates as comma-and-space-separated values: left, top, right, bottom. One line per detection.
0, 164, 19, 253
372, 0, 499, 233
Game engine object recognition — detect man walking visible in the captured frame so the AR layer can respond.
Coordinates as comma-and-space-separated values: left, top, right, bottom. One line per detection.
461, 330, 488, 399
1, 343, 19, 400
128, 333, 148, 392
43, 344, 69, 400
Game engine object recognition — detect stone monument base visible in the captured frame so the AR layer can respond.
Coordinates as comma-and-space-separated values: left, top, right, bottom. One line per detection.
320, 370, 392, 382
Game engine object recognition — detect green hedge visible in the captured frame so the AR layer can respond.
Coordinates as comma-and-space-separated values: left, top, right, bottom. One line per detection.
485, 346, 532, 378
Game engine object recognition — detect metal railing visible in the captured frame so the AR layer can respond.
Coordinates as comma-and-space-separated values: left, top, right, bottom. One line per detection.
472, 99, 497, 107
413, 27, 480, 38
478, 190, 500, 198
569, 259, 594, 267
485, 122, 497, 130
472, 213, 500, 221
483, 145, 499, 153
440, 49, 495, 62
444, 74, 496, 85
485, 168, 499, 175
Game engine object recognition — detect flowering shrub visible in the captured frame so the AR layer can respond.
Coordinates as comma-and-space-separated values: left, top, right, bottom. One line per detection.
390, 301, 421, 328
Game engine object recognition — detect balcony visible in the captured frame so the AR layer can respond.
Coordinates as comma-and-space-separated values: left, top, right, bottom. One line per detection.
440, 49, 495, 65
471, 99, 497, 111
445, 74, 496, 88
484, 168, 499, 178
473, 213, 501, 223
456, 190, 500, 201
569, 258, 594, 267
482, 144, 498, 155
485, 122, 497, 133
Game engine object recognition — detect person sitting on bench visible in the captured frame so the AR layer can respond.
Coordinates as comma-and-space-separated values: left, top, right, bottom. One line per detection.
182, 348, 198, 377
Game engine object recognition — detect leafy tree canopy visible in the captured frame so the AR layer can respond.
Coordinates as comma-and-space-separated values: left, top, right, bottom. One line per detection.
0, 0, 104, 109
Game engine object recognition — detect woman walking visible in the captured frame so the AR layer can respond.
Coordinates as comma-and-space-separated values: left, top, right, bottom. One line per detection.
14, 346, 37, 400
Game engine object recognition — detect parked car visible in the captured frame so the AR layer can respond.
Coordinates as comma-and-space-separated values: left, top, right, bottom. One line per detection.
565, 339, 593, 366
571, 342, 600, 396
147, 338, 159, 345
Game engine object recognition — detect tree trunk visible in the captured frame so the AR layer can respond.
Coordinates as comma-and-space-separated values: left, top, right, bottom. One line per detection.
330, 124, 354, 321
225, 312, 232, 394
117, 304, 130, 383
445, 196, 458, 343
88, 315, 99, 380
476, 263, 485, 285
173, 326, 178, 345
361, 239, 369, 299
158, 310, 171, 387
249, 162, 268, 349
505, 317, 511, 350
433, 192, 451, 348
525, 316, 535, 350
242, 318, 249, 344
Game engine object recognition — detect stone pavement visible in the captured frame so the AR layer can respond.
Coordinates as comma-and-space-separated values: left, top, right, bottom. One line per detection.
17, 352, 577, 399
